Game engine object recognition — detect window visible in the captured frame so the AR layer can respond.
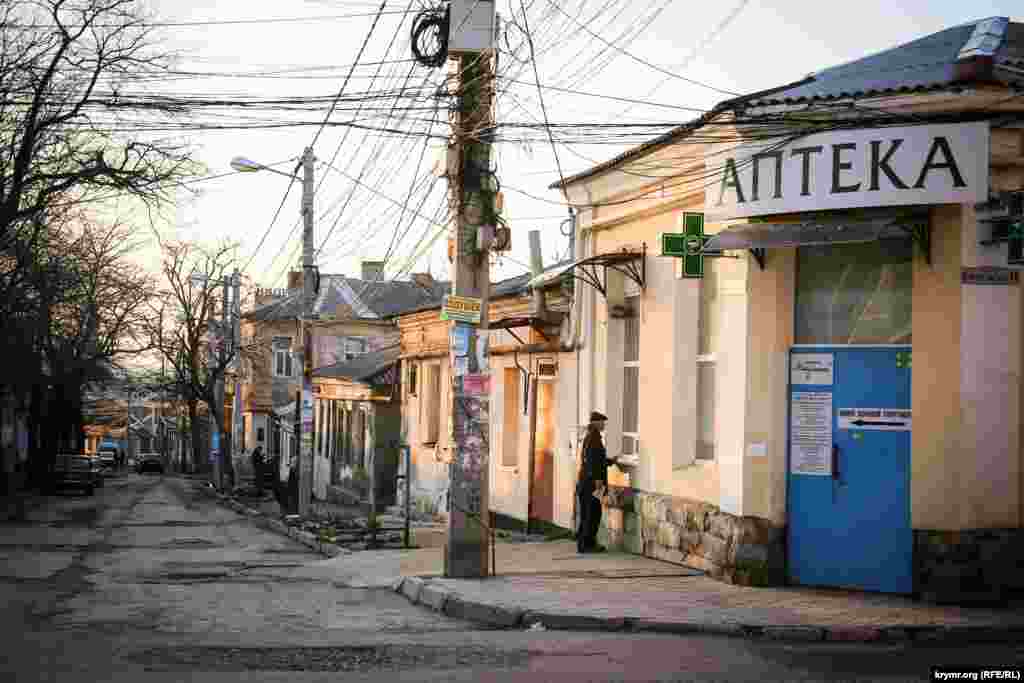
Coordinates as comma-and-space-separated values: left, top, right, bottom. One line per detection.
695, 361, 716, 461
354, 409, 366, 467
795, 239, 912, 345
257, 427, 264, 443
694, 262, 717, 463
621, 296, 640, 456
502, 367, 520, 467
420, 363, 441, 444
273, 337, 293, 377
408, 362, 418, 396
344, 337, 367, 360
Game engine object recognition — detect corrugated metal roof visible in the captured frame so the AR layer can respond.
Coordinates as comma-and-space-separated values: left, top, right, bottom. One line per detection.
314, 344, 400, 383
739, 17, 1023, 107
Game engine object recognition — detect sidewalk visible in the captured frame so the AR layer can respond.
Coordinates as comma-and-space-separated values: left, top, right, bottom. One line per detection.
200, 480, 1024, 644
391, 541, 1024, 643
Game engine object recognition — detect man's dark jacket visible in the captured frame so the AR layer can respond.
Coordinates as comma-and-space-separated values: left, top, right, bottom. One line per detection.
579, 431, 610, 489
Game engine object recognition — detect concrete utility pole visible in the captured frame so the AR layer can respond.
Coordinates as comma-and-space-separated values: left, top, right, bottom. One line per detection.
445, 51, 495, 578
298, 147, 316, 516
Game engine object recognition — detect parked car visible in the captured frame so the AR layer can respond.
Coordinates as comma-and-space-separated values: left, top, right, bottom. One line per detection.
51, 454, 101, 495
97, 450, 117, 471
136, 454, 164, 475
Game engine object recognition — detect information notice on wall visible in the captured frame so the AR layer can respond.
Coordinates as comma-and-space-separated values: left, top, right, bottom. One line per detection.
790, 391, 833, 476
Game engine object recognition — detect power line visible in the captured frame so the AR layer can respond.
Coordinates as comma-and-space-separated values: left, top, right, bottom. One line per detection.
309, 0, 391, 150
539, 0, 741, 97
520, 0, 567, 191
9, 9, 413, 29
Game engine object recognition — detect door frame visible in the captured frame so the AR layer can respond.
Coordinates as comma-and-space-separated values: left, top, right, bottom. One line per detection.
785, 344, 913, 592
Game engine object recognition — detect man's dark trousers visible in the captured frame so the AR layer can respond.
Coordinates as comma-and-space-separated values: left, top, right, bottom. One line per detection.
576, 482, 602, 552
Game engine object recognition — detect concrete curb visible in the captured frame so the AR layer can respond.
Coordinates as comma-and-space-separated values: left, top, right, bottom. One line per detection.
198, 482, 351, 559
392, 578, 1024, 644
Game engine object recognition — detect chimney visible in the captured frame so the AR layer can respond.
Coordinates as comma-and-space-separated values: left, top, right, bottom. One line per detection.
287, 270, 303, 290
411, 272, 435, 292
361, 260, 386, 282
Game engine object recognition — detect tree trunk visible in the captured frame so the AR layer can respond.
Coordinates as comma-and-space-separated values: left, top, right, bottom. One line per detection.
188, 400, 202, 474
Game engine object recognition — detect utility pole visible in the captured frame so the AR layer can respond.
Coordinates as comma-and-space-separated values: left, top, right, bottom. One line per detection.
445, 50, 495, 578
231, 269, 242, 487
298, 147, 316, 516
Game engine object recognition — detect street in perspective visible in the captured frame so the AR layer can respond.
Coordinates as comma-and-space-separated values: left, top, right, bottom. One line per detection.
2, 469, 1022, 682
3, 0, 1024, 681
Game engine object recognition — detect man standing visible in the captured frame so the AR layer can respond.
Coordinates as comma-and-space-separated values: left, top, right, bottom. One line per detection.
250, 446, 264, 496
576, 411, 619, 553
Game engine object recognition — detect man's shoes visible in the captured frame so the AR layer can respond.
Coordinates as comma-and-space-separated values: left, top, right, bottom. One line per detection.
578, 544, 607, 554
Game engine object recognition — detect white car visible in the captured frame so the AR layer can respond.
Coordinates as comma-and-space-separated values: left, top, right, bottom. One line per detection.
98, 450, 117, 470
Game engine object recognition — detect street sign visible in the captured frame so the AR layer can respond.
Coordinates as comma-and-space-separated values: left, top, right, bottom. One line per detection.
660, 212, 712, 278
440, 295, 482, 324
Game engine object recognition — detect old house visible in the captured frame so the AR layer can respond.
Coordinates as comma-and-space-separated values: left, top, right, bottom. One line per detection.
397, 265, 579, 530
553, 17, 1024, 602
241, 262, 444, 493
312, 344, 402, 507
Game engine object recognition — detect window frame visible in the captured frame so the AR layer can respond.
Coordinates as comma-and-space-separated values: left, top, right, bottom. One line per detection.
621, 296, 641, 457
273, 336, 294, 378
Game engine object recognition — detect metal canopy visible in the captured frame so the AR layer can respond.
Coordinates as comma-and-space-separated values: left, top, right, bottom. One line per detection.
489, 315, 558, 345
526, 246, 645, 298
700, 213, 931, 267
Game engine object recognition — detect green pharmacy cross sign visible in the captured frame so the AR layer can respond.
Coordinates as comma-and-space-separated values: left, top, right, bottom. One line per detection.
660, 212, 719, 278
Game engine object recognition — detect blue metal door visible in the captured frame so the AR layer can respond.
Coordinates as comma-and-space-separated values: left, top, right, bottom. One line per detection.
787, 346, 912, 594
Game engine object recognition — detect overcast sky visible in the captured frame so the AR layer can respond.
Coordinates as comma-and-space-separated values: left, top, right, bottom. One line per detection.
121, 0, 1020, 301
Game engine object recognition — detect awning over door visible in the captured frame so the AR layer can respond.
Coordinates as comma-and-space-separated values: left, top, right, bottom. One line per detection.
526, 246, 645, 297
703, 212, 930, 267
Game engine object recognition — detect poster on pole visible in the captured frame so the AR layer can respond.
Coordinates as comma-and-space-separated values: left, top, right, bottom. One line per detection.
790, 392, 833, 476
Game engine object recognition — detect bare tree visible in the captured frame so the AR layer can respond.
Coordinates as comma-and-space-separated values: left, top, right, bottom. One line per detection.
21, 213, 157, 481
0, 0, 195, 249
148, 239, 239, 483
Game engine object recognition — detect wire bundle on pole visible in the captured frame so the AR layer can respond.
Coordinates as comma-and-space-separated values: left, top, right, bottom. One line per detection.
411, 6, 449, 68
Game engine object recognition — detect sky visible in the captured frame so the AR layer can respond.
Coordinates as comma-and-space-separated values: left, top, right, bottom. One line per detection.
111, 0, 1021, 305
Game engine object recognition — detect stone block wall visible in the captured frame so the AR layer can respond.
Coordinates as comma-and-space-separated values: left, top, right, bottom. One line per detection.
914, 529, 1024, 604
600, 487, 786, 586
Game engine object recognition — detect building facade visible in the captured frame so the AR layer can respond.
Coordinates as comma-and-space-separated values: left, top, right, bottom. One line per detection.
556, 17, 1024, 601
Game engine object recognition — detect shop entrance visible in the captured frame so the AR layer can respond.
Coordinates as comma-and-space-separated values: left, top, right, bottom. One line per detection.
787, 240, 913, 594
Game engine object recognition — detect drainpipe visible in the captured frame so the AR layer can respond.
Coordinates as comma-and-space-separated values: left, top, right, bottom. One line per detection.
526, 230, 544, 535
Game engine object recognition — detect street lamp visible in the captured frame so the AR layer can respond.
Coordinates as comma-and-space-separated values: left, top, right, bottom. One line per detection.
233, 148, 315, 516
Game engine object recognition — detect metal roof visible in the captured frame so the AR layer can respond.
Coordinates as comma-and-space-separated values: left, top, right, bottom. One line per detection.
550, 17, 1024, 191
313, 344, 400, 383
244, 274, 447, 322
733, 17, 1023, 107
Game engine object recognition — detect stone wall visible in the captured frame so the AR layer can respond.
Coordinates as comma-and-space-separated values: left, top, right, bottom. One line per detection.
914, 529, 1024, 604
600, 487, 786, 587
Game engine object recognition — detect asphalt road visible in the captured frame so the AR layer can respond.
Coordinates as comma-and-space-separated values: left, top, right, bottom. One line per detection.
1, 472, 1021, 682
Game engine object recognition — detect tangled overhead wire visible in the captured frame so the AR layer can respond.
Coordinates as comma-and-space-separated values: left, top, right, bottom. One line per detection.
411, 6, 449, 68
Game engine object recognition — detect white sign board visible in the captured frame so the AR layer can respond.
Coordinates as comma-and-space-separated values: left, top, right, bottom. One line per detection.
705, 122, 989, 221
791, 353, 834, 385
838, 407, 912, 431
790, 391, 833, 476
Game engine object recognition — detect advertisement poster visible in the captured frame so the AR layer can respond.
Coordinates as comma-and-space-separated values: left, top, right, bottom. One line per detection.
790, 392, 832, 476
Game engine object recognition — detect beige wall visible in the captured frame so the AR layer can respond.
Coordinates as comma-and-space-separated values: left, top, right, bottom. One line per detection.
744, 248, 796, 525
913, 204, 1023, 530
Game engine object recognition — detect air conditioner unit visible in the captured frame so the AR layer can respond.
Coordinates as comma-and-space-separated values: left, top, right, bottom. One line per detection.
448, 0, 496, 53
537, 358, 557, 380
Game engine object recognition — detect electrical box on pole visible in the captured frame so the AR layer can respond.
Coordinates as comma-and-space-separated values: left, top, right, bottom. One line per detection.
447, 0, 497, 53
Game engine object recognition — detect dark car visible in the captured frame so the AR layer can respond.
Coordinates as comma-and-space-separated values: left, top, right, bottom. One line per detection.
136, 454, 164, 474
51, 454, 101, 495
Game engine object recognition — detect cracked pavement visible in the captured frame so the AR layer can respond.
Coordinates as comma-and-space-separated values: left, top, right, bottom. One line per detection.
1, 473, 1021, 682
